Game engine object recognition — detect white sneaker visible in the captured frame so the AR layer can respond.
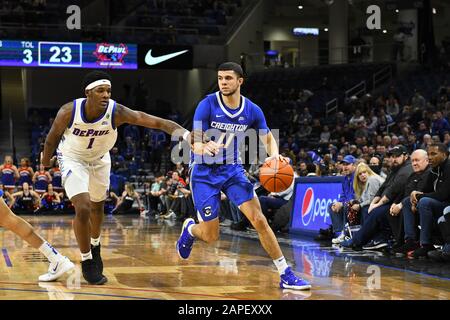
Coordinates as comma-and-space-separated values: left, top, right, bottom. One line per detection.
38, 256, 75, 282
332, 232, 347, 244
163, 211, 176, 220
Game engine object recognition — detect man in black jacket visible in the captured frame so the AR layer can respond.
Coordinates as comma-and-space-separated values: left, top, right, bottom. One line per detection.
391, 149, 432, 254
341, 145, 413, 250
409, 143, 450, 258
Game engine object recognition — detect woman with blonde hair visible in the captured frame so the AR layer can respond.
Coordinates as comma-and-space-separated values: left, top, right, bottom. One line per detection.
352, 162, 384, 224
333, 162, 384, 244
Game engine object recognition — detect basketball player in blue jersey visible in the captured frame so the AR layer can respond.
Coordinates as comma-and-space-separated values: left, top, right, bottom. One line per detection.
42, 71, 191, 285
176, 62, 311, 290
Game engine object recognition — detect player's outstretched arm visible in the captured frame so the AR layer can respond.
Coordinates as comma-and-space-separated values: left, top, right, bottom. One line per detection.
42, 103, 73, 167
114, 104, 191, 141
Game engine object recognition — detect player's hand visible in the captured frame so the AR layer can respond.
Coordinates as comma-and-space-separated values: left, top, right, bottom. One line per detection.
202, 141, 224, 156
265, 154, 290, 164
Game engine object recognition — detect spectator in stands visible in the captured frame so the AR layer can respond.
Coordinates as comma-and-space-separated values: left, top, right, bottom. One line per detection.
104, 191, 119, 215
416, 122, 430, 142
283, 137, 299, 155
33, 164, 52, 196
39, 184, 62, 213
327, 155, 356, 242
123, 136, 137, 160
145, 128, 167, 173
18, 157, 34, 189
342, 145, 413, 250
391, 149, 431, 255
147, 172, 167, 216
376, 108, 393, 133
259, 171, 297, 224
298, 107, 313, 126
411, 89, 426, 110
351, 162, 384, 224
112, 183, 144, 215
49, 161, 63, 194
369, 155, 385, 178
123, 124, 140, 143
162, 173, 190, 220
0, 156, 19, 193
111, 146, 127, 174
0, 184, 14, 208
319, 126, 331, 144
431, 111, 450, 140
420, 134, 432, 150
349, 110, 365, 128
174, 162, 186, 179
11, 182, 40, 215
410, 143, 450, 258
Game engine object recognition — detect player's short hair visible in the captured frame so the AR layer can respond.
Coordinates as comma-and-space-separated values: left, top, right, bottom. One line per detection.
218, 62, 244, 78
82, 71, 112, 91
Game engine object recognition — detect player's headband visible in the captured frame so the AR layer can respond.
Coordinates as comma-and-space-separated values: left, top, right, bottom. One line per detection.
85, 79, 111, 90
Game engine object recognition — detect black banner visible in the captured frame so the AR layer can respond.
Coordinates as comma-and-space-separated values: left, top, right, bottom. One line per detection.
138, 45, 193, 69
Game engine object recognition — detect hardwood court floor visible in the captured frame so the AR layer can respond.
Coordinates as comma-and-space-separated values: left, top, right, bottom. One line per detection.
0, 215, 449, 300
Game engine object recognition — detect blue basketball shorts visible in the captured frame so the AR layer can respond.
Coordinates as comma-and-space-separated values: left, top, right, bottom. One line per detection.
189, 163, 255, 222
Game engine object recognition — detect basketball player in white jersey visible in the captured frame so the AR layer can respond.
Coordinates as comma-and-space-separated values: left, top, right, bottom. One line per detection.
41, 71, 191, 285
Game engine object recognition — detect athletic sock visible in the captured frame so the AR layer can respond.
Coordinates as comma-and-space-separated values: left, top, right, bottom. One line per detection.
187, 224, 195, 237
273, 256, 289, 275
91, 236, 101, 247
81, 251, 93, 261
39, 241, 63, 264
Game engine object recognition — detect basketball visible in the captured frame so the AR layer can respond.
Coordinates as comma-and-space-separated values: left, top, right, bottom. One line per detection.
259, 158, 294, 193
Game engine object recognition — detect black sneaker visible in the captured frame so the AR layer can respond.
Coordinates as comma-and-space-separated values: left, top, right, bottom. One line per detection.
81, 259, 107, 285
412, 244, 435, 259
428, 249, 450, 262
362, 239, 388, 250
91, 244, 103, 274
392, 239, 419, 255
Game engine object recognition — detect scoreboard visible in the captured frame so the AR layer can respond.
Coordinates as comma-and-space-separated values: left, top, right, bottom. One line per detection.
0, 40, 138, 69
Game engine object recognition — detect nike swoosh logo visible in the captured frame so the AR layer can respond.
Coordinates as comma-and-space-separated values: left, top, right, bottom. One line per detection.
145, 49, 189, 66
216, 115, 224, 118
52, 262, 59, 272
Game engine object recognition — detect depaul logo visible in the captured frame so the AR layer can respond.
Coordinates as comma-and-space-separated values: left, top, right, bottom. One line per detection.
94, 43, 129, 66
301, 187, 333, 226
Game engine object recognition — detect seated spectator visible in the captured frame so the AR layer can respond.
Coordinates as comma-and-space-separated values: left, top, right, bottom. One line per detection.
351, 163, 384, 224
38, 184, 62, 213
161, 173, 190, 220
297, 161, 308, 177
420, 134, 432, 150
104, 191, 119, 215
259, 172, 297, 225
326, 155, 356, 242
431, 111, 450, 140
386, 94, 400, 117
0, 156, 19, 193
33, 164, 52, 196
17, 157, 34, 188
11, 182, 40, 214
319, 126, 331, 144
391, 149, 431, 254
147, 172, 167, 215
341, 145, 413, 250
112, 183, 144, 215
111, 147, 127, 174
409, 143, 450, 258
349, 109, 365, 128
428, 206, 450, 262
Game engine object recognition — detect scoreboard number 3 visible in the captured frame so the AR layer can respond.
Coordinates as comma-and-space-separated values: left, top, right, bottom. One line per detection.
23, 49, 33, 64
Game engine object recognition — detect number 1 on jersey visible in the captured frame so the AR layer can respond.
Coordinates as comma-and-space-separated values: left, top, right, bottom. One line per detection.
87, 138, 95, 149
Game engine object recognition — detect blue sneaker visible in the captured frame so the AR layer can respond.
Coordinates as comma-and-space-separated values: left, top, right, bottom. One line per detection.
279, 267, 311, 290
176, 218, 196, 259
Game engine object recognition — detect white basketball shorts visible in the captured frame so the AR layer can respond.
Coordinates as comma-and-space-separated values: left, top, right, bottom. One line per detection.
57, 152, 111, 202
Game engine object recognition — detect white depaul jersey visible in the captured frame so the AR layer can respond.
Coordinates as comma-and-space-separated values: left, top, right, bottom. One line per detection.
57, 98, 118, 162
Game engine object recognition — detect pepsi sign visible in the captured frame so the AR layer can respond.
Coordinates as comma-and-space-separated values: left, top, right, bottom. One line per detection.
290, 176, 345, 235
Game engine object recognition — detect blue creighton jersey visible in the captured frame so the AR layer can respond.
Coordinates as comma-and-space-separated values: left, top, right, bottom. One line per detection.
191, 91, 269, 165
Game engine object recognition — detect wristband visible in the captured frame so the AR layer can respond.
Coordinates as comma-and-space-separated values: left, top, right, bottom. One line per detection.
182, 131, 190, 142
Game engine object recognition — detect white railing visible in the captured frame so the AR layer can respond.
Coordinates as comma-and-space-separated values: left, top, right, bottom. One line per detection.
325, 98, 338, 118
373, 65, 393, 91
345, 81, 366, 100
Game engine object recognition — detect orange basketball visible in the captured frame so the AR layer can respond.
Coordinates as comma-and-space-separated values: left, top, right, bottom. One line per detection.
259, 159, 294, 193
